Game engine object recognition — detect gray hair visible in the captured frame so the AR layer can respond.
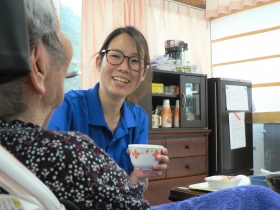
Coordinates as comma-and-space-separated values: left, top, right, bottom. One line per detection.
25, 0, 65, 68
0, 0, 65, 120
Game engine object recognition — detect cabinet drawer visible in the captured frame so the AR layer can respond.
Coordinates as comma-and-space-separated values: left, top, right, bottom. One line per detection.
167, 156, 206, 178
166, 137, 206, 158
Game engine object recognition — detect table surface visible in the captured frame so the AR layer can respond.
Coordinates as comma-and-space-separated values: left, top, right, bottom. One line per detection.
168, 186, 210, 202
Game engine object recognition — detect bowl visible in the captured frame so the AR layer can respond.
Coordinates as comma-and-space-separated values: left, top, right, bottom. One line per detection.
266, 174, 280, 194
249, 175, 269, 187
128, 144, 163, 170
205, 175, 242, 190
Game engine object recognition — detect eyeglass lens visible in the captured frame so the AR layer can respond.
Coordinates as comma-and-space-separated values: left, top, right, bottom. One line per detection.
106, 50, 144, 71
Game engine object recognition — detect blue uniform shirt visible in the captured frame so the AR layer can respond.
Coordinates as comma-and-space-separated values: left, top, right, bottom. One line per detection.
48, 83, 149, 174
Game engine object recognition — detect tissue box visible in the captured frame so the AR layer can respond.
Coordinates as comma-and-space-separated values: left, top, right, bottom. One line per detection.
152, 83, 164, 93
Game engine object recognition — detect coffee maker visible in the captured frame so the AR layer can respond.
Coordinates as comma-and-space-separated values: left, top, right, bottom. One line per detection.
165, 39, 184, 60
165, 40, 188, 70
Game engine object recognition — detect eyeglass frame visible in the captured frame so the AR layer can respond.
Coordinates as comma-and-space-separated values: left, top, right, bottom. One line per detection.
100, 49, 148, 72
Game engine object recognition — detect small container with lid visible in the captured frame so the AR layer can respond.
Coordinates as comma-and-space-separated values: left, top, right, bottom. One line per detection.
161, 99, 172, 128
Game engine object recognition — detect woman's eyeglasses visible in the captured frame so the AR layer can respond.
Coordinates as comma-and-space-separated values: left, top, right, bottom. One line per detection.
100, 49, 146, 72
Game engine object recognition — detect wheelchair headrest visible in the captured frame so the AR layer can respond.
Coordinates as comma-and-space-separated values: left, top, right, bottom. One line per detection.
0, 0, 31, 85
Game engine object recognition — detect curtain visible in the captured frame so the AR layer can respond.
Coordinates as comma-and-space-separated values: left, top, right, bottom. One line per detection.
81, 0, 159, 89
81, 0, 210, 89
206, 0, 271, 19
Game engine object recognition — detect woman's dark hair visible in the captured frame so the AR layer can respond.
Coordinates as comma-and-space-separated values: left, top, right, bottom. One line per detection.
97, 26, 153, 104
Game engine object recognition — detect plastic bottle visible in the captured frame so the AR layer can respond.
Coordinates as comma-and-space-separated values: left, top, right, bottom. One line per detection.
161, 99, 172, 128
181, 43, 188, 68
174, 100, 180, 128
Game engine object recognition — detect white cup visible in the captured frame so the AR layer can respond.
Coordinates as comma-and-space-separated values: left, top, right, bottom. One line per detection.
128, 144, 163, 170
152, 114, 161, 128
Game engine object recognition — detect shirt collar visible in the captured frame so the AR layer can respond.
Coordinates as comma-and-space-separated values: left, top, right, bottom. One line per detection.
87, 83, 136, 128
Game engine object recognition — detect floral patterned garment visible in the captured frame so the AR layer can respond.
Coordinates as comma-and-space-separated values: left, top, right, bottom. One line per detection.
0, 120, 150, 210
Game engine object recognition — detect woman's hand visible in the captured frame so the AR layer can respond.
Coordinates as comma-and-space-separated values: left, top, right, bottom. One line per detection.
132, 147, 169, 177
151, 147, 169, 175
129, 147, 169, 190
158, 147, 169, 171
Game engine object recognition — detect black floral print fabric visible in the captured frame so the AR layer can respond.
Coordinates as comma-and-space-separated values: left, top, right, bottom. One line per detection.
0, 120, 150, 210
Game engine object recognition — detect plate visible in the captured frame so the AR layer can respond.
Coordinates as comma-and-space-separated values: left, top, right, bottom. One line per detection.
189, 182, 218, 192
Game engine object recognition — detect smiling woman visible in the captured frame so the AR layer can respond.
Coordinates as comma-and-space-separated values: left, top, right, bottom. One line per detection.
48, 26, 169, 194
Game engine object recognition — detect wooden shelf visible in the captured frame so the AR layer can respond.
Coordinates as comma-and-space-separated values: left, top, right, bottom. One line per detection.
152, 93, 179, 97
253, 112, 280, 123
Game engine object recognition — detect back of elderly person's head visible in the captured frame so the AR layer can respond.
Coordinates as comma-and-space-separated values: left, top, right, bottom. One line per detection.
0, 0, 65, 120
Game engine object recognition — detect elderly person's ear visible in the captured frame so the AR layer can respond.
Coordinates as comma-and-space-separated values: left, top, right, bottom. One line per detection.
29, 42, 49, 95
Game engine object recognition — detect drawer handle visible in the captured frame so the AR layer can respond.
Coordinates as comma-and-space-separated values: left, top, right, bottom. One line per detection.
185, 145, 191, 149
185, 165, 190, 169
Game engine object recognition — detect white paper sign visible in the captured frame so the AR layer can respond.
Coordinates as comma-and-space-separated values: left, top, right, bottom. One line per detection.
226, 85, 249, 111
229, 112, 246, 150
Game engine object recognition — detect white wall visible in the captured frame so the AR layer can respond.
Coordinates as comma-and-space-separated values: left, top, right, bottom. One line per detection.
211, 2, 280, 113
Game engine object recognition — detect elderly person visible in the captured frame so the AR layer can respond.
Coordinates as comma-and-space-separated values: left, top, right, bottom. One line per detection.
0, 0, 149, 209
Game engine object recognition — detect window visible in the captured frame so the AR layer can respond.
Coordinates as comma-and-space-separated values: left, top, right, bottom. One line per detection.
52, 0, 82, 92
211, 2, 280, 115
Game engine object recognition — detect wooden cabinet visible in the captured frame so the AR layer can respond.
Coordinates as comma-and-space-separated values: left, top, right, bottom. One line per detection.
136, 69, 208, 130
143, 129, 210, 206
133, 69, 210, 205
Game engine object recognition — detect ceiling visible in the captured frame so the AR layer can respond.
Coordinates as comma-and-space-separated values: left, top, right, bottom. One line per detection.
172, 0, 206, 10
